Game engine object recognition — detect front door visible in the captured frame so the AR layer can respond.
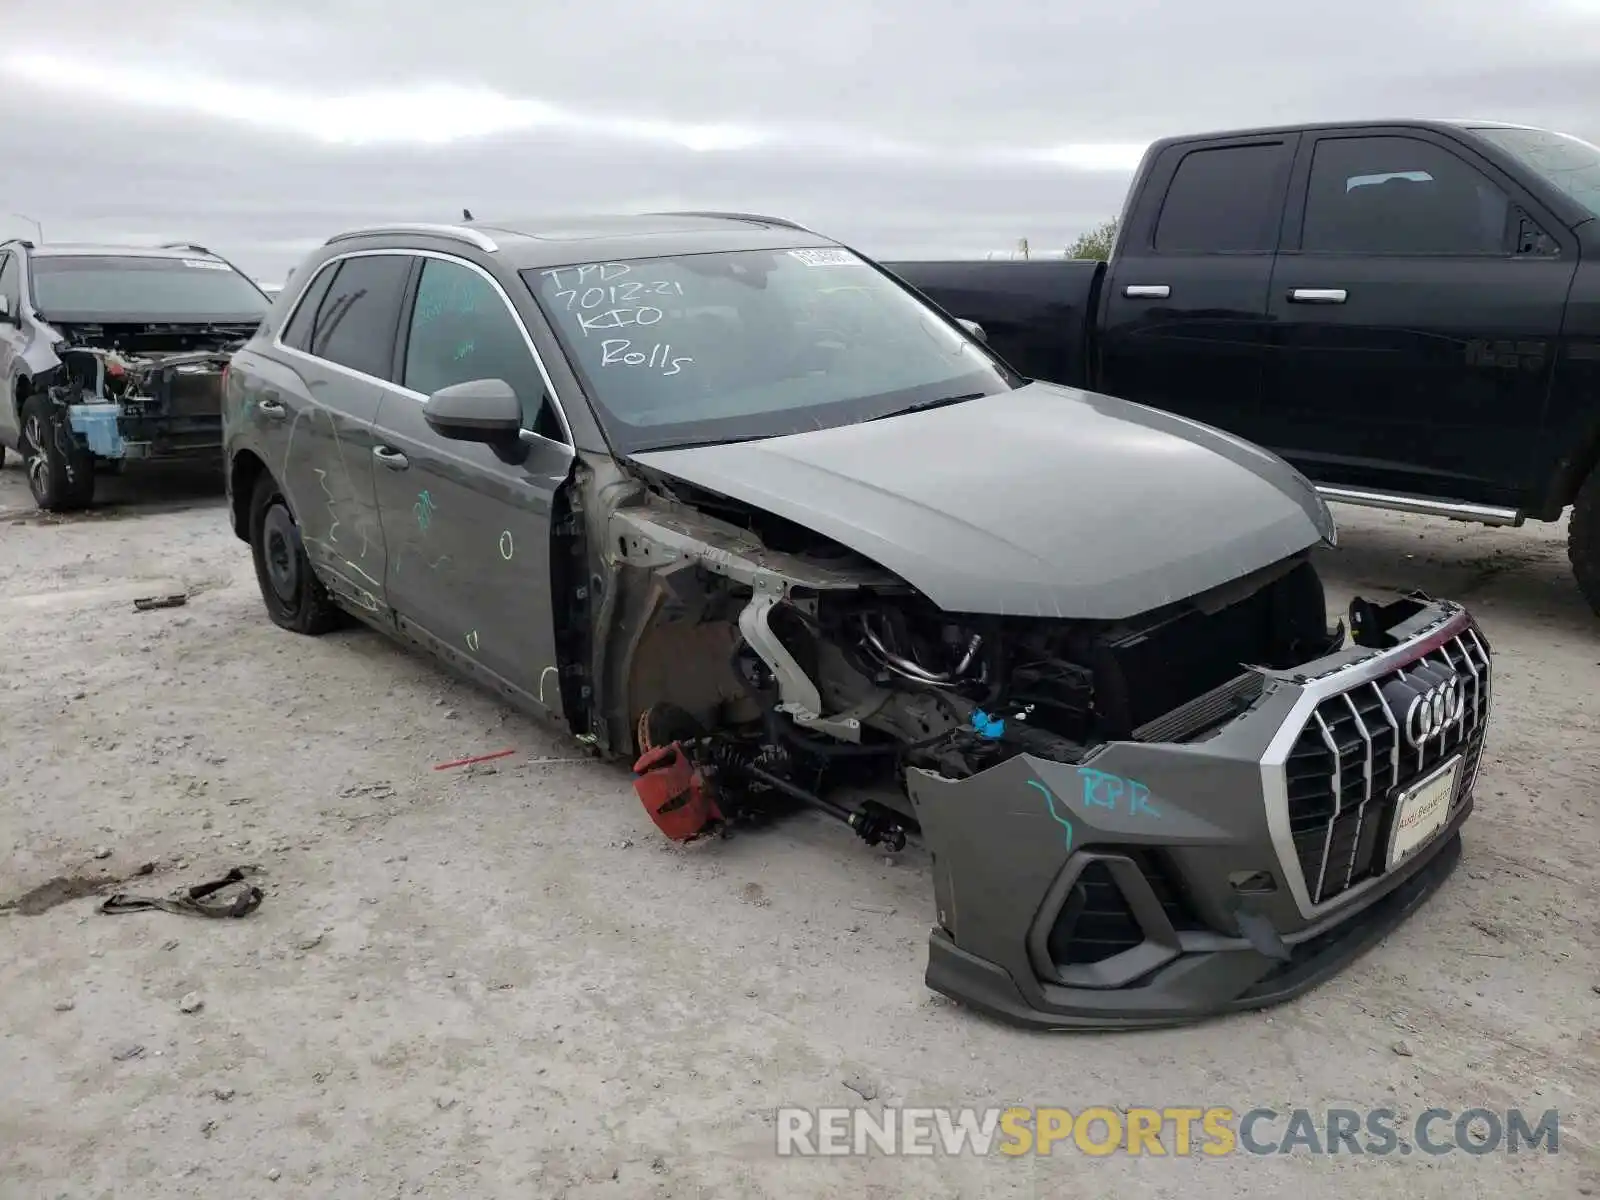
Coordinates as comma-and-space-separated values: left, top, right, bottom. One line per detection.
369, 253, 575, 719
1262, 130, 1577, 505
1098, 136, 1297, 443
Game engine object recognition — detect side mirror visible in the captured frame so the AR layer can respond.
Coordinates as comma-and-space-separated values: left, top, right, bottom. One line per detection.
0, 295, 13, 322
423, 378, 524, 446
957, 318, 987, 344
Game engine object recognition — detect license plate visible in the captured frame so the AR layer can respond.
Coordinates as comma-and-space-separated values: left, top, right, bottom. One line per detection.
1387, 755, 1463, 869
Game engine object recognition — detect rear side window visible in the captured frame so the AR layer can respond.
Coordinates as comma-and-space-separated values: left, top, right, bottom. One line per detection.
0, 253, 18, 312
1154, 144, 1290, 254
306, 254, 413, 380
279, 262, 337, 353
1301, 136, 1510, 256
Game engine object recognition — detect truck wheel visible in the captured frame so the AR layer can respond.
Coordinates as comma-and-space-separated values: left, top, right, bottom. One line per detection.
247, 472, 343, 635
1570, 464, 1600, 617
18, 396, 95, 511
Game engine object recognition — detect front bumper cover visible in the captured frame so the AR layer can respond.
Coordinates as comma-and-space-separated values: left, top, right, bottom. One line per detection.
905, 596, 1491, 1030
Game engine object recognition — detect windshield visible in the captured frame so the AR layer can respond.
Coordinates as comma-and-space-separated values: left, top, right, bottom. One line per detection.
30, 255, 271, 322
1473, 126, 1600, 219
521, 246, 1018, 453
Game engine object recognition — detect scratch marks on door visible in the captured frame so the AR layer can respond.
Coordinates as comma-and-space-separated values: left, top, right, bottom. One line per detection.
415, 490, 436, 531
499, 530, 514, 561
537, 665, 558, 705
465, 629, 480, 653
313, 467, 340, 545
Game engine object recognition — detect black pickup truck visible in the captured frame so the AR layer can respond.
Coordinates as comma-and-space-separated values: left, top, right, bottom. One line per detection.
886, 119, 1600, 615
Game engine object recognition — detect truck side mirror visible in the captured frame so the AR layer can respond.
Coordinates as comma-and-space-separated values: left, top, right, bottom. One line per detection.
0, 294, 12, 322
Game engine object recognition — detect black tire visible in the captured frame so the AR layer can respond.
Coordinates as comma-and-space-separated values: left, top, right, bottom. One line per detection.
247, 471, 343, 635
18, 395, 95, 511
1569, 464, 1600, 617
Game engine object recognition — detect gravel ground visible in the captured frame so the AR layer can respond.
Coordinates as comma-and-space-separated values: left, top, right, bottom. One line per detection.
1, 457, 1595, 1200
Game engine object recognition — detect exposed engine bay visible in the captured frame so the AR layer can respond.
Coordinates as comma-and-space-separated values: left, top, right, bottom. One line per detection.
44, 322, 255, 460
614, 478, 1346, 854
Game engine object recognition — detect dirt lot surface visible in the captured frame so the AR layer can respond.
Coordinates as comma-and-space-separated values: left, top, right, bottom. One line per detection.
1, 458, 1595, 1200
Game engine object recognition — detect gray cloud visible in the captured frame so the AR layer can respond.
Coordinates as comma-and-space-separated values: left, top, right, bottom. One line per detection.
5, 0, 1600, 279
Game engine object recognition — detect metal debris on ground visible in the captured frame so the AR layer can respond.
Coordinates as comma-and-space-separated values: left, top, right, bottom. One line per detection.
133, 594, 189, 612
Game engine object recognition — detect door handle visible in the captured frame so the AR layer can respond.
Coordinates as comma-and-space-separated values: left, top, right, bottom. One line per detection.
257, 398, 287, 419
372, 446, 409, 470
1288, 288, 1348, 304
1124, 284, 1171, 299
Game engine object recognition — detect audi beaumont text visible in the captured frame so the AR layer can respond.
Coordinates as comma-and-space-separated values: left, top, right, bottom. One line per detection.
774, 1106, 1560, 1157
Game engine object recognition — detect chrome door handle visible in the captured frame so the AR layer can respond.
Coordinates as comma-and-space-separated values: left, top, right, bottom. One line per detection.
1123, 284, 1170, 299
1288, 288, 1348, 304
372, 446, 409, 470
257, 398, 286, 418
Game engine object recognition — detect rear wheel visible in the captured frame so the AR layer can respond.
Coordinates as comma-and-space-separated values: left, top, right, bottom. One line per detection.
19, 395, 95, 511
247, 472, 342, 634
1570, 464, 1600, 617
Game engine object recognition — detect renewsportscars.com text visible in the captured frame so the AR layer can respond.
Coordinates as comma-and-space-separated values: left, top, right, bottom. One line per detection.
775, 1106, 1561, 1157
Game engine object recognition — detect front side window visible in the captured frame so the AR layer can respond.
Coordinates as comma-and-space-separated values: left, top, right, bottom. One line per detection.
306, 254, 412, 380
279, 260, 338, 353
522, 246, 1018, 453
28, 255, 271, 322
1473, 125, 1600, 220
1301, 136, 1510, 255
402, 257, 554, 434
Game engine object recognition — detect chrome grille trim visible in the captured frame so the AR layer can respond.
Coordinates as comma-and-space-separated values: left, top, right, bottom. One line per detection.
1260, 607, 1493, 919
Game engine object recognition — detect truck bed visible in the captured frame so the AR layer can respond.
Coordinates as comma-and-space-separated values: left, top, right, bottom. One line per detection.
884, 258, 1104, 387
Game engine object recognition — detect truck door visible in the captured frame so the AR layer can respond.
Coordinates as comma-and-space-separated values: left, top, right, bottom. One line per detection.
1099, 136, 1296, 442
1261, 128, 1576, 507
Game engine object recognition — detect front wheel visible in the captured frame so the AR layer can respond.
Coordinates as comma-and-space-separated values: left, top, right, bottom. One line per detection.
19, 396, 95, 511
1569, 464, 1600, 617
247, 472, 343, 635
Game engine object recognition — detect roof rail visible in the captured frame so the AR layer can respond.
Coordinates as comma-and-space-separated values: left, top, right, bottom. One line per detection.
324, 223, 499, 253
653, 210, 813, 233
160, 241, 213, 254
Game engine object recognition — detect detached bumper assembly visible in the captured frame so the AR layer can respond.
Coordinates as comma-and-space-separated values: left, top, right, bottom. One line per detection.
907, 595, 1492, 1030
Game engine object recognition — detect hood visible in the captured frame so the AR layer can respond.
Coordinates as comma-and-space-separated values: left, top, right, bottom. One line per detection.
629, 380, 1336, 620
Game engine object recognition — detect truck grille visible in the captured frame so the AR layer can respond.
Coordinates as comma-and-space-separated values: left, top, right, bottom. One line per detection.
1284, 628, 1490, 904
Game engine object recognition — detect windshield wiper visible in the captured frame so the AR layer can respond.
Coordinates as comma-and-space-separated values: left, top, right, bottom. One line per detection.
867, 392, 987, 422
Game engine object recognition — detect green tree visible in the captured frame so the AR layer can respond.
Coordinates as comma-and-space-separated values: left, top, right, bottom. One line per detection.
1066, 217, 1118, 261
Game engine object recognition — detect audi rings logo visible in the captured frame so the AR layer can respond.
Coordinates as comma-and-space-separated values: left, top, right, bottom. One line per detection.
1402, 675, 1466, 747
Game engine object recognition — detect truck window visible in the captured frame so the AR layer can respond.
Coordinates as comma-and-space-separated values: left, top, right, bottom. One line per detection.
1153, 144, 1289, 254
1301, 136, 1510, 256
1472, 125, 1600, 219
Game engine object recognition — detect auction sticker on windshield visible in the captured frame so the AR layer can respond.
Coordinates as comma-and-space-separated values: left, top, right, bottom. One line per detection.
788, 248, 860, 267
1387, 755, 1462, 868
182, 259, 231, 270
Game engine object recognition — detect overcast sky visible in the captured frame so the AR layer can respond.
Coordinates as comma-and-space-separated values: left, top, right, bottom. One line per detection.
5, 0, 1600, 281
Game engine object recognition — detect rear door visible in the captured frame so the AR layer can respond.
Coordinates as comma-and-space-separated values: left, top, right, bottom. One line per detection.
1099, 135, 1297, 441
1261, 128, 1577, 504
0, 250, 25, 444
369, 252, 575, 721
259, 251, 413, 610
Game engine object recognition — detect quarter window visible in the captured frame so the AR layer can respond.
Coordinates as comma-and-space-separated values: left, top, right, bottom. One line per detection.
402, 257, 558, 438
306, 254, 412, 380
1154, 143, 1291, 254
279, 260, 338, 353
1301, 136, 1510, 255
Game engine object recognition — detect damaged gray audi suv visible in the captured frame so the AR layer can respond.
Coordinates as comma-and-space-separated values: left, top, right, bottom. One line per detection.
222, 213, 1494, 1029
